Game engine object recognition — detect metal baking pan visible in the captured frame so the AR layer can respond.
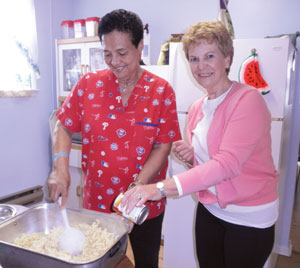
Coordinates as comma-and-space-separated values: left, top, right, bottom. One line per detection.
0, 203, 130, 268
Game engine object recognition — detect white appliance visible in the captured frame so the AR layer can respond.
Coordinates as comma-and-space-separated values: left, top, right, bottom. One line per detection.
229, 36, 300, 264
144, 34, 300, 268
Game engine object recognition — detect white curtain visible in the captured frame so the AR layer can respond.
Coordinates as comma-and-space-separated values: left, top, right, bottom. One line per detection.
0, 0, 40, 97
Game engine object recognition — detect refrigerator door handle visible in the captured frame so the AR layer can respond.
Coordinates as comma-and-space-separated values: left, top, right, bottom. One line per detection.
272, 117, 284, 122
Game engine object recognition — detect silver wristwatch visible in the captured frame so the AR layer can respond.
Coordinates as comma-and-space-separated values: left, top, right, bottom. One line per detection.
156, 182, 166, 198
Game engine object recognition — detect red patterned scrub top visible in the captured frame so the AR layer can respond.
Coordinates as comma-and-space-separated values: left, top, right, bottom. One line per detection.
57, 69, 181, 219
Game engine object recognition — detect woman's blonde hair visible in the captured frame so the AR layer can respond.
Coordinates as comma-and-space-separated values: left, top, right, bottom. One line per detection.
182, 21, 234, 74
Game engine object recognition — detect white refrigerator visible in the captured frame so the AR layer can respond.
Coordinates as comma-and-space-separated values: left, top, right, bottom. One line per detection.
143, 34, 300, 268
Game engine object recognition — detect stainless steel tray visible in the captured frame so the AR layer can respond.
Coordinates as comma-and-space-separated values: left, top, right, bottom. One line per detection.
0, 203, 130, 268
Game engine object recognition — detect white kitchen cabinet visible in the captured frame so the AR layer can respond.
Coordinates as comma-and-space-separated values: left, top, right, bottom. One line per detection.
66, 145, 83, 209
67, 166, 83, 209
55, 36, 107, 97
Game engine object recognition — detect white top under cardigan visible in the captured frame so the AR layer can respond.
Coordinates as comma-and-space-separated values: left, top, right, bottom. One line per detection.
174, 87, 278, 228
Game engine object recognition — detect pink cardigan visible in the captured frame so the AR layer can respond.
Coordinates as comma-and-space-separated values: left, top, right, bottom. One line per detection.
177, 82, 279, 208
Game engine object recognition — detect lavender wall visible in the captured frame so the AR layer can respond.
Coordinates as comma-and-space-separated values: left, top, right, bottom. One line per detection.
0, 0, 54, 197
53, 0, 300, 64
52, 0, 219, 64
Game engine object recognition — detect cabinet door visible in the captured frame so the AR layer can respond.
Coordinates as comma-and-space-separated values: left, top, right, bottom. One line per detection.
57, 42, 106, 98
84, 42, 106, 72
58, 43, 85, 97
67, 166, 83, 209
67, 148, 83, 209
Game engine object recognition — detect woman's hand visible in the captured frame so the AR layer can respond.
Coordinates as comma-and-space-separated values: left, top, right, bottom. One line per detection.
121, 184, 162, 214
47, 163, 70, 208
172, 140, 194, 165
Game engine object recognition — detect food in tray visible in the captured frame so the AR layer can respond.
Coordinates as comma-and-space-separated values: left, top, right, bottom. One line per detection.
13, 219, 118, 263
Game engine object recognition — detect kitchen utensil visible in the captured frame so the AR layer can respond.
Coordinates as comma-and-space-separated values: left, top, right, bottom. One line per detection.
58, 197, 85, 255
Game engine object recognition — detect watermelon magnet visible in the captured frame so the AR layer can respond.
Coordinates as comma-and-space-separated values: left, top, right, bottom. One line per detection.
238, 49, 270, 95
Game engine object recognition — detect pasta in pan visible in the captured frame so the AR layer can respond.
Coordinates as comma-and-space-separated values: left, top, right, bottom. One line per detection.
13, 220, 118, 263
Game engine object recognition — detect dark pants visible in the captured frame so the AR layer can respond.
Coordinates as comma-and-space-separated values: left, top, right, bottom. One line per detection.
129, 212, 164, 268
195, 203, 274, 268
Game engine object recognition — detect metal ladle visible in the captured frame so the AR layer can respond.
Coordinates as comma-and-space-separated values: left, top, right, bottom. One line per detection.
58, 197, 85, 255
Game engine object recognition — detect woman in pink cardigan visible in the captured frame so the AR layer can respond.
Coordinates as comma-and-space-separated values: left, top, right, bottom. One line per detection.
123, 21, 279, 268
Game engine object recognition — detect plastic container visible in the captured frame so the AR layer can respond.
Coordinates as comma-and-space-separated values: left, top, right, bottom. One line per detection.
61, 20, 74, 39
74, 19, 86, 38
86, 17, 100, 37
142, 24, 150, 65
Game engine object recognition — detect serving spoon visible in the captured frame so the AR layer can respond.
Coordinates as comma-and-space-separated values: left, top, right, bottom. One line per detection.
58, 197, 85, 255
